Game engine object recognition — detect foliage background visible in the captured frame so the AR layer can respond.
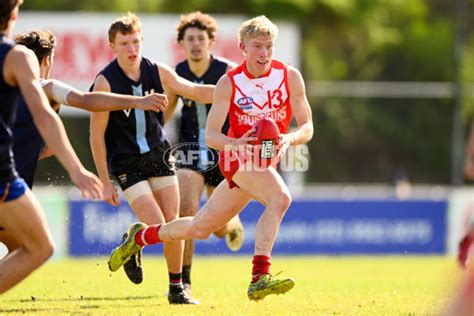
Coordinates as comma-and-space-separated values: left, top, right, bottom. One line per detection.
21, 0, 474, 184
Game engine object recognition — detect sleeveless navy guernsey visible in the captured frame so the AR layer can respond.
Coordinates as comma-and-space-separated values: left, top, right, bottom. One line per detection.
13, 81, 58, 188
175, 56, 229, 176
0, 35, 19, 181
98, 57, 169, 165
176, 56, 230, 143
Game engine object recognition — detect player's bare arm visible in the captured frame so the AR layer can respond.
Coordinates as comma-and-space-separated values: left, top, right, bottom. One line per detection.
285, 66, 314, 146
163, 89, 179, 125
89, 75, 120, 205
162, 60, 234, 125
157, 62, 214, 104
6, 46, 102, 200
42, 79, 168, 113
206, 75, 257, 151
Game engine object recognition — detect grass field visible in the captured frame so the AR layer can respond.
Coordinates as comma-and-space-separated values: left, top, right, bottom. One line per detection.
0, 255, 462, 315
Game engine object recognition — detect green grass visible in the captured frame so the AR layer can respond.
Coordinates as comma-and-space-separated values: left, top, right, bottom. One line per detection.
0, 256, 460, 315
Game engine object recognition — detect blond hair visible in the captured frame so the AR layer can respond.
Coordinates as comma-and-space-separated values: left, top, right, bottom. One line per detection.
108, 12, 142, 43
238, 15, 278, 43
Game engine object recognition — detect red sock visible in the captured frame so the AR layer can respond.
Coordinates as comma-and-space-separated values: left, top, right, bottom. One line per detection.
252, 255, 271, 283
135, 224, 162, 247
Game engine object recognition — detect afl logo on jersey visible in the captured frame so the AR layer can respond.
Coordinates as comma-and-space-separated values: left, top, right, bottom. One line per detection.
237, 96, 253, 107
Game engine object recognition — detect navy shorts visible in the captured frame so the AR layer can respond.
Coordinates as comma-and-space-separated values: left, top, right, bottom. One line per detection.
0, 178, 28, 203
201, 166, 224, 187
180, 166, 224, 188
175, 145, 223, 187
110, 148, 176, 191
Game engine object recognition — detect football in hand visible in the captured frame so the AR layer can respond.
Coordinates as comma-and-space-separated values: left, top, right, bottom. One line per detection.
251, 118, 280, 162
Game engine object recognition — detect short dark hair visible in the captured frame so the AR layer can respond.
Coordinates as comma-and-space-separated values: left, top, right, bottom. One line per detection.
176, 11, 217, 42
0, 0, 22, 31
14, 30, 56, 63
108, 12, 142, 43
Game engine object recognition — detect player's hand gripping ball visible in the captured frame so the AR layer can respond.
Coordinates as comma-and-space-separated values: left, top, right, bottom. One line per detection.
250, 118, 280, 168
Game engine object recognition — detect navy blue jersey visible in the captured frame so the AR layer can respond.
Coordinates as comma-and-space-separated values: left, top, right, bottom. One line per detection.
176, 55, 230, 143
12, 82, 58, 188
96, 57, 169, 164
0, 36, 19, 181
12, 96, 43, 188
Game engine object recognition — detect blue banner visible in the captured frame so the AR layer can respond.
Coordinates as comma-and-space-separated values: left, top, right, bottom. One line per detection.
68, 199, 446, 256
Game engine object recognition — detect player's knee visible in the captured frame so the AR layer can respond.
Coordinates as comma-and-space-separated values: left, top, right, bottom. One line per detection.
38, 238, 55, 261
269, 190, 292, 216
28, 239, 55, 266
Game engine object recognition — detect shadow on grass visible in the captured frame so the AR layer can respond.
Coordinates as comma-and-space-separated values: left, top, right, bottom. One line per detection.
3, 294, 159, 303
0, 302, 165, 314
1, 296, 165, 313
0, 307, 68, 314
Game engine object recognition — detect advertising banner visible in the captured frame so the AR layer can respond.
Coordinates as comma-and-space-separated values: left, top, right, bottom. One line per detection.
15, 13, 300, 116
69, 199, 446, 256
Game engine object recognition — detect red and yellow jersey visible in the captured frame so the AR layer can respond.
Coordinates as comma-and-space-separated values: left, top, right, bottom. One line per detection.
226, 59, 292, 138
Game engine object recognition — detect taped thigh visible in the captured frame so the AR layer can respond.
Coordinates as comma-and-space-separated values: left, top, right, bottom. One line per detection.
123, 180, 153, 204
149, 175, 178, 191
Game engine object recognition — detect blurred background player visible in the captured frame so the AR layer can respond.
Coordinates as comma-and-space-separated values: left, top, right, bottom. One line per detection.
12, 30, 168, 189
457, 203, 474, 268
458, 120, 474, 268
90, 12, 213, 304
0, 0, 102, 294
108, 15, 314, 301
164, 11, 244, 293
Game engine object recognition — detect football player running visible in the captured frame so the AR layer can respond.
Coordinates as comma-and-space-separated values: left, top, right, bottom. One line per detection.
108, 15, 313, 301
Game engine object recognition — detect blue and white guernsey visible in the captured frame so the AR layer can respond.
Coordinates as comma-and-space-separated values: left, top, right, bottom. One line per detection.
97, 57, 169, 164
